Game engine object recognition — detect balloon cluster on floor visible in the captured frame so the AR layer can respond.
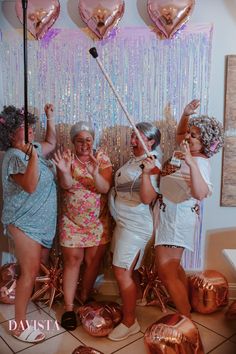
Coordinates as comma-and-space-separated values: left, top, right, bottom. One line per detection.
14, 0, 195, 40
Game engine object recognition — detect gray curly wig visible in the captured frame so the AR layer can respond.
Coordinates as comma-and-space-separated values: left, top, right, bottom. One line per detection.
0, 105, 37, 151
189, 115, 224, 157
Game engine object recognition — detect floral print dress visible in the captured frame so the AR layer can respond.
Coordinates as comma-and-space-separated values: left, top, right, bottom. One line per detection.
59, 151, 112, 248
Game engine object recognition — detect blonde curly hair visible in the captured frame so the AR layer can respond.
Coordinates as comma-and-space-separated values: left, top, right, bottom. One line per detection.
189, 115, 224, 157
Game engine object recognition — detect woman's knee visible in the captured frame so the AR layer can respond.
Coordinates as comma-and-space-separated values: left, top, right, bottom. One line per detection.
63, 253, 83, 268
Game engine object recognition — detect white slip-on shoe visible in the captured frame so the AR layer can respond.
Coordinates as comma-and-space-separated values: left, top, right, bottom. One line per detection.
108, 319, 140, 341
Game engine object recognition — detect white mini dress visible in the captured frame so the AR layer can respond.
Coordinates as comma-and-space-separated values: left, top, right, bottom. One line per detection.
109, 152, 161, 270
155, 156, 212, 251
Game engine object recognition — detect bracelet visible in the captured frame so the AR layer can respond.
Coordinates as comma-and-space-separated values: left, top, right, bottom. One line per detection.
46, 118, 54, 121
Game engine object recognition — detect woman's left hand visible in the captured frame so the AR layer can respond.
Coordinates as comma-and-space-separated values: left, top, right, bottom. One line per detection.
181, 141, 196, 167
86, 154, 99, 177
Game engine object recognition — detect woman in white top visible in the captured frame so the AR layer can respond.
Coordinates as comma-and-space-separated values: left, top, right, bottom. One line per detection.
141, 100, 224, 318
108, 122, 161, 341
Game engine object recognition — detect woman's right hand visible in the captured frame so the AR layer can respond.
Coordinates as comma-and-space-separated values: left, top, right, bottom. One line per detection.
52, 149, 72, 174
183, 99, 200, 116
142, 155, 156, 175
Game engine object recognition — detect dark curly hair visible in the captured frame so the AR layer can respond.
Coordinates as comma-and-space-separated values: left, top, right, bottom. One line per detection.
189, 115, 224, 157
0, 105, 38, 151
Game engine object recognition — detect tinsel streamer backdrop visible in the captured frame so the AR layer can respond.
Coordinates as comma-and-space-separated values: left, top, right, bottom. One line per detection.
0, 25, 212, 270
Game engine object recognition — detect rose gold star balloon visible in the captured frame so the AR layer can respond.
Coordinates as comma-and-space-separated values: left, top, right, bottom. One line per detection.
147, 0, 195, 39
144, 313, 204, 354
31, 256, 63, 309
79, 0, 125, 39
15, 0, 60, 40
138, 265, 170, 311
0, 263, 19, 304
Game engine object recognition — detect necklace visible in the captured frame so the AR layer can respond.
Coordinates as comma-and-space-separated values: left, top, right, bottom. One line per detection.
75, 155, 89, 165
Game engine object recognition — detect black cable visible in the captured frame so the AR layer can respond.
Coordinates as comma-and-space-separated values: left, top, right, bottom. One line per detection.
22, 0, 29, 143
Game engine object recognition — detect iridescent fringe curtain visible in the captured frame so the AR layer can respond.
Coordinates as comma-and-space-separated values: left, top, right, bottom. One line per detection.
0, 24, 213, 269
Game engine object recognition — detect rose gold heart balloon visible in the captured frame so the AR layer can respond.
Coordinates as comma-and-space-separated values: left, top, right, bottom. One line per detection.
15, 0, 60, 40
79, 0, 125, 39
147, 0, 195, 39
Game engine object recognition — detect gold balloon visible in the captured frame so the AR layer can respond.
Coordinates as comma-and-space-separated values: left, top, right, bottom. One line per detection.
79, 0, 125, 39
144, 313, 204, 354
147, 0, 195, 39
189, 270, 229, 314
72, 346, 104, 354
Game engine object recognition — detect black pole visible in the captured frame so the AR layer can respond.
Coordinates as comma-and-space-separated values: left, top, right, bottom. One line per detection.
22, 0, 28, 143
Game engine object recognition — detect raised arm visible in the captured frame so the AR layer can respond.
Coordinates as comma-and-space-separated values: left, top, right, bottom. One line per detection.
41, 103, 56, 157
176, 99, 200, 145
11, 144, 39, 194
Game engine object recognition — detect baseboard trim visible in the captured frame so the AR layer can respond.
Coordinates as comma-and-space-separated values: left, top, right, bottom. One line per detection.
96, 277, 236, 300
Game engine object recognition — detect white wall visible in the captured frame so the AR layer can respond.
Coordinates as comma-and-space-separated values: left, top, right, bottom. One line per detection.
0, 0, 235, 268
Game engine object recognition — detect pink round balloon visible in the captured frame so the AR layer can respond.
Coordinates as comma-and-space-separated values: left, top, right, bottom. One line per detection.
15, 0, 60, 40
78, 302, 114, 337
147, 0, 195, 39
79, 0, 125, 39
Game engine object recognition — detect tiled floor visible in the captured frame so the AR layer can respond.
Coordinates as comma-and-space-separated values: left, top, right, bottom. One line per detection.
0, 296, 236, 354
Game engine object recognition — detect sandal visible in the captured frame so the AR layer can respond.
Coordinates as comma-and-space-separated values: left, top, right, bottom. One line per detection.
13, 325, 45, 343
61, 311, 77, 331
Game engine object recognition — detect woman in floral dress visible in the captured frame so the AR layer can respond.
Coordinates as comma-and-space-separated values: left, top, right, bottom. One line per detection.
53, 121, 112, 330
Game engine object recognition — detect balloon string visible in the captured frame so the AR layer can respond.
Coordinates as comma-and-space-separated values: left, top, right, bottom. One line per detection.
95, 56, 151, 156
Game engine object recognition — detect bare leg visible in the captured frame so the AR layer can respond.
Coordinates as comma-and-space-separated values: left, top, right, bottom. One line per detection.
62, 247, 84, 311
8, 225, 43, 339
155, 246, 191, 318
113, 253, 140, 327
79, 244, 107, 303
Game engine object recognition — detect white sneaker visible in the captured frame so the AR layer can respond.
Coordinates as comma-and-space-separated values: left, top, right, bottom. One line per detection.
108, 319, 140, 341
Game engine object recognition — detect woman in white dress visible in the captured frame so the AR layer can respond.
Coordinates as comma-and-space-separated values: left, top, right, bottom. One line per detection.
141, 100, 224, 318
108, 122, 161, 341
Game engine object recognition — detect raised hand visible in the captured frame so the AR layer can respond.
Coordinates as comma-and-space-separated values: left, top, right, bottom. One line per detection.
86, 153, 99, 177
52, 149, 72, 174
183, 99, 200, 116
44, 103, 54, 119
